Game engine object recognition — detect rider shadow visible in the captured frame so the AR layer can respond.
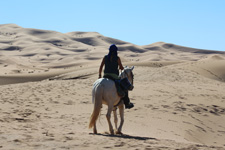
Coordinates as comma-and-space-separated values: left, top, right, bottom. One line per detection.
89, 133, 157, 141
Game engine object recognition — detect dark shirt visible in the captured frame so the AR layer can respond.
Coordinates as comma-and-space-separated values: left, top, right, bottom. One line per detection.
104, 55, 119, 75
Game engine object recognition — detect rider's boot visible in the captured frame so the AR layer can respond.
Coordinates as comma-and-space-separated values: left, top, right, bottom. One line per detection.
115, 81, 125, 97
122, 91, 134, 109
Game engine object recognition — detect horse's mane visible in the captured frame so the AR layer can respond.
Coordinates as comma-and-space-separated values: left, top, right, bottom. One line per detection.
119, 66, 133, 79
119, 67, 128, 79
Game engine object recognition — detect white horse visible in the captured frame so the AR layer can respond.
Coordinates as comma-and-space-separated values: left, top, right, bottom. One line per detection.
89, 66, 134, 135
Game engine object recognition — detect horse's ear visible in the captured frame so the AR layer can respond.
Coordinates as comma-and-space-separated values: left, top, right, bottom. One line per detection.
131, 66, 134, 70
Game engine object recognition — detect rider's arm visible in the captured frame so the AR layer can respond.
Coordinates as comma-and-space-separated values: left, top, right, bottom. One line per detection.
99, 57, 105, 78
118, 57, 124, 70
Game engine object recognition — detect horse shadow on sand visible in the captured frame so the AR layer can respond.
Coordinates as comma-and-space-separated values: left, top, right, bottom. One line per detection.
89, 133, 157, 141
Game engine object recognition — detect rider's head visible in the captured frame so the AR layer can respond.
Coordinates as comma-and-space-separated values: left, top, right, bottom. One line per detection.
108, 44, 118, 59
109, 44, 118, 52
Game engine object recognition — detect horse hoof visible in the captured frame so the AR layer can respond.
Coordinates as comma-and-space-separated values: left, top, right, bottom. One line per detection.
116, 131, 123, 135
110, 130, 114, 135
93, 130, 97, 134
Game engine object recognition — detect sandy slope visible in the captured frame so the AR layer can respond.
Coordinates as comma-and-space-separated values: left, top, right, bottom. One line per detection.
1, 24, 225, 149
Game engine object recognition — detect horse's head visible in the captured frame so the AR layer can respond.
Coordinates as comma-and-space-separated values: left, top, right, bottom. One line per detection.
119, 66, 134, 90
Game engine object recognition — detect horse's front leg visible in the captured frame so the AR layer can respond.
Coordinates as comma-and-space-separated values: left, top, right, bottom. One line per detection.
106, 105, 114, 135
113, 108, 118, 130
116, 104, 124, 134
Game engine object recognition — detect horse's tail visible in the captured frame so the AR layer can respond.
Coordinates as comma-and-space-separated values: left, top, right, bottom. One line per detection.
89, 84, 103, 129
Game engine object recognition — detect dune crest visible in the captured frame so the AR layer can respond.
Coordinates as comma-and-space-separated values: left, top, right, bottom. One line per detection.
1, 24, 225, 76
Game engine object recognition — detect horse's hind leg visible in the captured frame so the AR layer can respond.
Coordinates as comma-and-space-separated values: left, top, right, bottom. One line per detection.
113, 109, 118, 130
106, 105, 114, 135
116, 104, 124, 134
93, 123, 97, 134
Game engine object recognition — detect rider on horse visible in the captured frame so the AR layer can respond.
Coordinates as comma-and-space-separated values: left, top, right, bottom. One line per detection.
98, 44, 134, 109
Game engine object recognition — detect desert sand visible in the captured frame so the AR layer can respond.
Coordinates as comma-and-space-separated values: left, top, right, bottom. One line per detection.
0, 24, 225, 149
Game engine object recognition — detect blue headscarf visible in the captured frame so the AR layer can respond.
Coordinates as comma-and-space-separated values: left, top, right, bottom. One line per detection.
107, 44, 118, 61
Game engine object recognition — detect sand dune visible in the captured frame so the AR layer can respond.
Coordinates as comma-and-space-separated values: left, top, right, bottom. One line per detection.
0, 24, 225, 149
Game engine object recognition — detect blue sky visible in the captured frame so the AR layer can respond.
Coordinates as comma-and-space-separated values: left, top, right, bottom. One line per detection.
1, 0, 225, 51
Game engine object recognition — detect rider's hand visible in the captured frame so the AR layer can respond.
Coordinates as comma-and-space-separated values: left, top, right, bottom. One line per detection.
98, 74, 101, 79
